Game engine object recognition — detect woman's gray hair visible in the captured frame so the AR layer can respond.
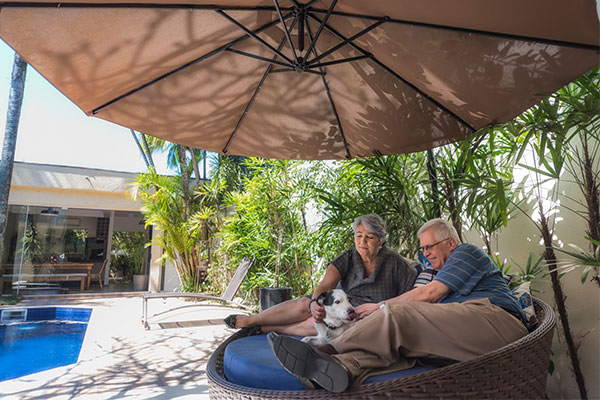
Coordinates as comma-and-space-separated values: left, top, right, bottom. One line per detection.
351, 214, 387, 241
417, 218, 462, 244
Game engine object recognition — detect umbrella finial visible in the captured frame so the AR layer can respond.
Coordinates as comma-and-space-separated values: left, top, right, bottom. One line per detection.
294, 56, 306, 73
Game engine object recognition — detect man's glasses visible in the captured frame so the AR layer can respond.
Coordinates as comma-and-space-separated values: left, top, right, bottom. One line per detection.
419, 238, 450, 253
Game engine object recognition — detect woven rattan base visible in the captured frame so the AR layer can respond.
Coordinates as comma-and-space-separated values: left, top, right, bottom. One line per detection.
207, 298, 555, 399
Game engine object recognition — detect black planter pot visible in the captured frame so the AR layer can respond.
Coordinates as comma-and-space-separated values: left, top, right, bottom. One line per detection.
259, 287, 292, 312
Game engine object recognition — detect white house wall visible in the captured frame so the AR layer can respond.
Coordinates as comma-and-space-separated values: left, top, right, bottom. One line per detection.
163, 258, 182, 292
7, 162, 173, 292
8, 162, 142, 211
8, 186, 140, 212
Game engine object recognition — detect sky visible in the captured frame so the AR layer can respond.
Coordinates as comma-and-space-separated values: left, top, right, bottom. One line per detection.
0, 40, 173, 175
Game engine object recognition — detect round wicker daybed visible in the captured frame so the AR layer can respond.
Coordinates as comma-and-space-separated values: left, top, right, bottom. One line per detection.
207, 298, 556, 399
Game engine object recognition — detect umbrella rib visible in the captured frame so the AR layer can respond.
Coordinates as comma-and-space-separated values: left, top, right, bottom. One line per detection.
273, 0, 299, 64
2, 2, 595, 51
306, 17, 387, 67
92, 12, 292, 114
0, 2, 290, 12
297, 7, 305, 52
223, 19, 298, 155
306, 21, 352, 159
269, 68, 323, 76
308, 13, 477, 133
304, 0, 338, 57
225, 48, 291, 69
309, 8, 600, 52
309, 54, 371, 69
216, 9, 294, 66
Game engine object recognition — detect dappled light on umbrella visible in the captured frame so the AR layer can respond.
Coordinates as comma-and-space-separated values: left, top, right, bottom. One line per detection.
0, 0, 597, 159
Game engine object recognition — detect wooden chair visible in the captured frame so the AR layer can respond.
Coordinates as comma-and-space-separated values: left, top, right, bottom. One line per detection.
90, 258, 108, 289
141, 258, 255, 329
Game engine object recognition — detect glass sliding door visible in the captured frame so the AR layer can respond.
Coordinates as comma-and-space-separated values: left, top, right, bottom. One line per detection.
1, 205, 29, 294
1, 205, 146, 294
1, 205, 70, 295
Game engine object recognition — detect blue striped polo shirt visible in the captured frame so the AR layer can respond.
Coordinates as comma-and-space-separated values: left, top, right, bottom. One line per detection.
434, 243, 526, 323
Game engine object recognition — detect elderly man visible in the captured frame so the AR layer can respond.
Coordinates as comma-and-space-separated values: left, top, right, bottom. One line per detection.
268, 218, 528, 392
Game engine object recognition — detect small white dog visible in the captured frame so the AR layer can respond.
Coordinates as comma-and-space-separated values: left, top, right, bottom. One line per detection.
302, 289, 356, 346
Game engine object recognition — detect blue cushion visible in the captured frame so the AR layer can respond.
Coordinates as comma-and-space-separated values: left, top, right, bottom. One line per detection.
224, 334, 437, 390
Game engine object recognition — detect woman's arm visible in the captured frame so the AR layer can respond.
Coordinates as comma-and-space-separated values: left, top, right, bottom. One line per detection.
313, 264, 342, 297
309, 264, 342, 321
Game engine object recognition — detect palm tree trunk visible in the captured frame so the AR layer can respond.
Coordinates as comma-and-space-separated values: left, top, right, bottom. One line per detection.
275, 221, 284, 288
141, 133, 155, 169
177, 144, 190, 219
581, 138, 600, 285
538, 199, 588, 399
203, 150, 207, 180
189, 148, 202, 190
426, 149, 441, 218
482, 234, 492, 257
440, 168, 463, 242
130, 129, 151, 169
0, 53, 27, 259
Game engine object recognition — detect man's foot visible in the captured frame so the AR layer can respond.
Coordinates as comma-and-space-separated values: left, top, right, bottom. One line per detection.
267, 332, 353, 393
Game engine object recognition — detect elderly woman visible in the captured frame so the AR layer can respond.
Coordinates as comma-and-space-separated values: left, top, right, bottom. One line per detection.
224, 214, 417, 336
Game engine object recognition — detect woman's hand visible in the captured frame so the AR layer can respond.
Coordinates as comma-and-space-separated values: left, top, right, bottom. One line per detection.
309, 300, 326, 322
354, 303, 380, 320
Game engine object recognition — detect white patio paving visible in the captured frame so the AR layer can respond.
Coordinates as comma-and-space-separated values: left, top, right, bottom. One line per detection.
0, 294, 248, 399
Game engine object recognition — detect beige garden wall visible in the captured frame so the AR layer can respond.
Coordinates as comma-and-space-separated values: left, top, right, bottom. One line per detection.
463, 173, 599, 399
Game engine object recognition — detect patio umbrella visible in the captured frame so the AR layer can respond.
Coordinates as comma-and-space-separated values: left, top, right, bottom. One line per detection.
0, 0, 598, 160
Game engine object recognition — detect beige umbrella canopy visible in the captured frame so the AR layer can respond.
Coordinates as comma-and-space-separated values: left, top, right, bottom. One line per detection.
0, 0, 598, 159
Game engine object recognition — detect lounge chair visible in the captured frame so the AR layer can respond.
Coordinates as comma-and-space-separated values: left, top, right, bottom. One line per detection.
207, 297, 556, 399
141, 258, 255, 329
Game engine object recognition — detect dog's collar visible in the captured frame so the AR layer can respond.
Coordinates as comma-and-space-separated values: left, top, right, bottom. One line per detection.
321, 320, 340, 330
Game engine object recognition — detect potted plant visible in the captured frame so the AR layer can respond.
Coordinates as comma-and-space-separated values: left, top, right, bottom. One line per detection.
130, 234, 148, 291
113, 231, 148, 291
259, 222, 292, 311
215, 159, 315, 310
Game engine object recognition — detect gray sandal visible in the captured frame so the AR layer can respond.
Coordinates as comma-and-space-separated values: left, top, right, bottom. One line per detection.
224, 314, 242, 329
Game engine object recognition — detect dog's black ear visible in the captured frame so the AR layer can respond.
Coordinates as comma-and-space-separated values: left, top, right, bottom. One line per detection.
316, 292, 327, 305
319, 291, 335, 306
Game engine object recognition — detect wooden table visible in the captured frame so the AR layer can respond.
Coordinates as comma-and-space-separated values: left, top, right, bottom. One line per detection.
1, 263, 93, 292
52, 263, 94, 289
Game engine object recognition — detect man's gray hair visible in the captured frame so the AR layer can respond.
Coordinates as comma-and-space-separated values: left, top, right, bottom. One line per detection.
351, 214, 387, 241
417, 218, 462, 244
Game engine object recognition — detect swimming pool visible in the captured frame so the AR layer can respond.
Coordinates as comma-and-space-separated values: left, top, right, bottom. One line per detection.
0, 307, 92, 381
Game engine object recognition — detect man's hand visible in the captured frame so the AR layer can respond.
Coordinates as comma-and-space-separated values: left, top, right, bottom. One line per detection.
309, 300, 326, 322
354, 303, 379, 320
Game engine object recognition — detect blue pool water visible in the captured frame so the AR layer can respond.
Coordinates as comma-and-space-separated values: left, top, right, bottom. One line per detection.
0, 307, 92, 381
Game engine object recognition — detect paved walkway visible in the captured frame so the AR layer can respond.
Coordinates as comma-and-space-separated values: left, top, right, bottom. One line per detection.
0, 295, 248, 399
